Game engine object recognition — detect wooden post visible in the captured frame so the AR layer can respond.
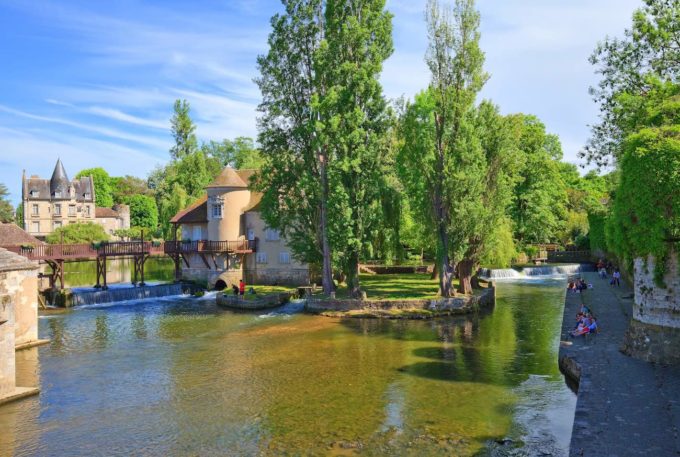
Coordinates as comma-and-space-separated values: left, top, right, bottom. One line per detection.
139, 229, 145, 287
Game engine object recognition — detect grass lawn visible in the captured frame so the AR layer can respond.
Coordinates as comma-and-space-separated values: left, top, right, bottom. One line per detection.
238, 285, 295, 301
330, 273, 454, 300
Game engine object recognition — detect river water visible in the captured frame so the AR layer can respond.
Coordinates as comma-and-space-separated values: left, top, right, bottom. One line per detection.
0, 277, 575, 456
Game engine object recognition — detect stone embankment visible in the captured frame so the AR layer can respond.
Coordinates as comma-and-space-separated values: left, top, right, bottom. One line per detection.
305, 285, 495, 319
216, 292, 291, 310
558, 272, 680, 456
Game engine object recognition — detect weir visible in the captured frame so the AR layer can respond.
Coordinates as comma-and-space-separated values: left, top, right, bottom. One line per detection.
70, 283, 188, 306
481, 263, 594, 280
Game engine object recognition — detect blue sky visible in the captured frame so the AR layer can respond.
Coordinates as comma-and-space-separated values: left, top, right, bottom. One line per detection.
0, 0, 641, 206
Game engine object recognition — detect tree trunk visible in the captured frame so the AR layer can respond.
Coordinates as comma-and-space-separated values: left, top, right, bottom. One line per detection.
346, 252, 362, 299
457, 259, 474, 295
319, 152, 334, 296
430, 262, 438, 280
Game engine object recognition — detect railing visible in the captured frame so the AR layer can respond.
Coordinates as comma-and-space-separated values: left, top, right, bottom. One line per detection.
547, 250, 592, 263
164, 239, 257, 254
1, 241, 169, 260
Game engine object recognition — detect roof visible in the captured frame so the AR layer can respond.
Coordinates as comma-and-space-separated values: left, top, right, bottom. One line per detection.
95, 207, 120, 218
243, 191, 262, 212
0, 247, 38, 273
206, 167, 248, 188
24, 160, 94, 203
0, 223, 43, 247
50, 158, 70, 196
170, 195, 208, 224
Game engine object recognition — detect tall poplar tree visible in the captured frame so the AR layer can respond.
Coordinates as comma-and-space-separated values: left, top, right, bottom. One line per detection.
422, 0, 487, 296
170, 99, 198, 160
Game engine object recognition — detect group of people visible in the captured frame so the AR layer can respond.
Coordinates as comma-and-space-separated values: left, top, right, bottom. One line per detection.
567, 277, 590, 293
231, 279, 246, 296
571, 303, 598, 337
595, 259, 621, 287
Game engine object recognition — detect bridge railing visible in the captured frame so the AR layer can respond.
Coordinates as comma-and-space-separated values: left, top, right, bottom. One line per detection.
2, 243, 98, 260
164, 239, 257, 254
547, 250, 592, 263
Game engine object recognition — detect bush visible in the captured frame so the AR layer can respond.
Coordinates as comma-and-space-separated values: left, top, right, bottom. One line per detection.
46, 222, 109, 244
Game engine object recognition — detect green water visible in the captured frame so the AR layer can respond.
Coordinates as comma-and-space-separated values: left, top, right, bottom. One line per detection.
45, 257, 175, 288
0, 278, 575, 456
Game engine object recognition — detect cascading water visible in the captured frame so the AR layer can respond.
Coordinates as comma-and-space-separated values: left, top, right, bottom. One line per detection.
481, 264, 593, 280
71, 283, 187, 306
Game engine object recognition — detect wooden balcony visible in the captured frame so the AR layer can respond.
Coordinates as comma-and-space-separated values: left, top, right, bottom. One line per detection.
164, 239, 257, 255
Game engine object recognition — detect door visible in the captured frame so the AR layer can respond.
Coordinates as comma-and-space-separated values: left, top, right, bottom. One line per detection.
193, 226, 203, 241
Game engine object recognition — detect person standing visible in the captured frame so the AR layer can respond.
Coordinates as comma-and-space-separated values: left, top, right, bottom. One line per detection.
612, 269, 621, 287
239, 279, 246, 296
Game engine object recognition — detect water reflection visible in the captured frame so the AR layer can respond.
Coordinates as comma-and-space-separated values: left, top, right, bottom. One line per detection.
1, 279, 575, 456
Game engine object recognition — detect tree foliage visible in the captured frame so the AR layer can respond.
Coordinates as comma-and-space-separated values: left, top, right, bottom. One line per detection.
76, 167, 114, 208
170, 99, 198, 160
111, 175, 153, 203
46, 222, 109, 244
202, 137, 264, 169
124, 194, 159, 230
0, 183, 14, 223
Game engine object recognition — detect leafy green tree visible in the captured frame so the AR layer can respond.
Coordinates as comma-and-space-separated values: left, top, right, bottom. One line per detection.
14, 203, 23, 228
111, 175, 153, 203
76, 167, 114, 208
46, 222, 109, 244
170, 99, 198, 160
508, 114, 568, 245
202, 137, 264, 169
583, 0, 680, 167
0, 183, 14, 223
124, 195, 159, 230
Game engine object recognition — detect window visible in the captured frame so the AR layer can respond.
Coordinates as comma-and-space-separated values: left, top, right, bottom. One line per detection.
54, 191, 62, 198
279, 252, 290, 264
256, 252, 268, 264
84, 193, 91, 200
31, 204, 39, 216
192, 226, 203, 241
265, 228, 280, 241
54, 204, 61, 216
30, 190, 39, 198
84, 205, 91, 216
212, 204, 222, 218
53, 221, 62, 230
69, 205, 76, 216
247, 229, 255, 241
31, 222, 39, 233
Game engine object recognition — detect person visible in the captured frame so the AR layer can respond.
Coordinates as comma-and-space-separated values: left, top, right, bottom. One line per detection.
232, 284, 239, 296
567, 280, 576, 292
612, 269, 621, 287
598, 260, 607, 279
239, 279, 246, 296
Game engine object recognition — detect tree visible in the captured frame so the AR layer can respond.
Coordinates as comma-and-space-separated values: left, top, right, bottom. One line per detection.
111, 175, 153, 203
583, 0, 680, 168
202, 137, 264, 169
254, 0, 333, 294
400, 0, 488, 297
170, 99, 198, 160
15, 203, 23, 228
124, 194, 159, 230
0, 183, 14, 223
508, 114, 568, 245
46, 222, 109, 244
76, 168, 114, 208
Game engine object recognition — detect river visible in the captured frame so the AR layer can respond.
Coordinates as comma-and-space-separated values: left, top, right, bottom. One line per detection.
0, 277, 575, 456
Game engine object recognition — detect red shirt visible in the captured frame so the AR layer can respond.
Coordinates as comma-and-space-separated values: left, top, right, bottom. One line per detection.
239, 282, 245, 293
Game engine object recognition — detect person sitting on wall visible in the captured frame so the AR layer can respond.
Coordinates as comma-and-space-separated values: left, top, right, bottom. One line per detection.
232, 284, 239, 296
567, 280, 576, 292
239, 279, 245, 296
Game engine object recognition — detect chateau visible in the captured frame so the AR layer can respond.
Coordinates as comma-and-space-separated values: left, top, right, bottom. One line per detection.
170, 167, 308, 288
21, 159, 130, 239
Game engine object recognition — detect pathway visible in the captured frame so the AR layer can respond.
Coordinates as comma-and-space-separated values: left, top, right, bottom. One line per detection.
559, 272, 680, 456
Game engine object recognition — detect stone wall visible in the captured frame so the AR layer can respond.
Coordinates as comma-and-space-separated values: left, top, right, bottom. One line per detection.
623, 251, 680, 363
0, 294, 15, 398
0, 267, 39, 347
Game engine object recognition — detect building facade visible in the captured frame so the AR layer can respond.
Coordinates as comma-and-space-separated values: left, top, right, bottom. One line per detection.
170, 168, 309, 288
22, 159, 130, 239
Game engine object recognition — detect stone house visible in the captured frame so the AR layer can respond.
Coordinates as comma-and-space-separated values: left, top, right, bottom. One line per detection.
170, 167, 309, 289
22, 159, 130, 240
0, 247, 40, 405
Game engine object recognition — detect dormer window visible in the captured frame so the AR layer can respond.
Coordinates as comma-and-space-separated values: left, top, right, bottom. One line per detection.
54, 191, 62, 198
84, 193, 91, 200
29, 190, 39, 198
212, 204, 223, 218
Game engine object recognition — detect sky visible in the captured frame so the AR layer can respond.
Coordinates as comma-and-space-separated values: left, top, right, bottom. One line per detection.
0, 0, 642, 207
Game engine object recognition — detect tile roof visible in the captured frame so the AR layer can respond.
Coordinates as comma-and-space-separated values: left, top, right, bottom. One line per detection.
95, 207, 120, 218
0, 223, 43, 247
170, 195, 208, 224
0, 247, 38, 273
206, 167, 248, 188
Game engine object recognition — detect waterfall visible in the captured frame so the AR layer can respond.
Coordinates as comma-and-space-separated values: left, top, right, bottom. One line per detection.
71, 283, 187, 306
481, 264, 593, 280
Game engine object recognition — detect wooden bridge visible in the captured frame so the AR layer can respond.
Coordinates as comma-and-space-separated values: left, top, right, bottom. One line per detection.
2, 238, 257, 290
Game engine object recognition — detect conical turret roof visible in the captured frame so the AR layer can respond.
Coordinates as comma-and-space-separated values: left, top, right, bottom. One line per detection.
50, 158, 70, 196
206, 167, 248, 188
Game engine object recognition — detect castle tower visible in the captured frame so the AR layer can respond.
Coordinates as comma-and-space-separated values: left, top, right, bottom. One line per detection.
206, 168, 250, 241
49, 159, 70, 198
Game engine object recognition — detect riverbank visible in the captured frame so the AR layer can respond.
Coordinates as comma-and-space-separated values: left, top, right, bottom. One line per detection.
558, 272, 680, 456
305, 285, 495, 319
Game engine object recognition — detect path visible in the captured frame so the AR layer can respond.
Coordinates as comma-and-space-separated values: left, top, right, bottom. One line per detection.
559, 272, 680, 456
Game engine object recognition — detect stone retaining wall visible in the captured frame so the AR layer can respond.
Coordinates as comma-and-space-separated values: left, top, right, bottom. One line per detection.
306, 285, 495, 316
216, 292, 291, 310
